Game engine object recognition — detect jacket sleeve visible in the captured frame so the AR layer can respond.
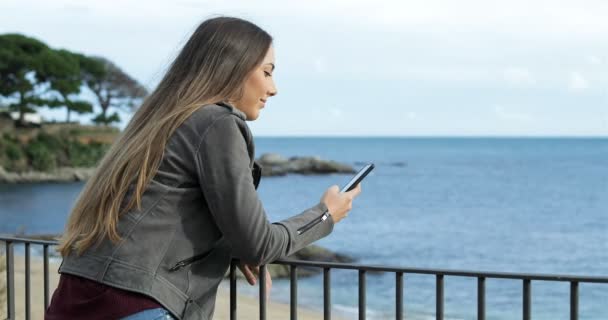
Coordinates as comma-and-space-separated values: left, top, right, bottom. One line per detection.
195, 115, 334, 265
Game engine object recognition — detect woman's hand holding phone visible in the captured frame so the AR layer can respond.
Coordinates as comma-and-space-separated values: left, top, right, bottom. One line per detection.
321, 183, 362, 224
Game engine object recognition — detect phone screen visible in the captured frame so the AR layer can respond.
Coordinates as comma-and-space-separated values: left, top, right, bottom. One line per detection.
341, 163, 374, 193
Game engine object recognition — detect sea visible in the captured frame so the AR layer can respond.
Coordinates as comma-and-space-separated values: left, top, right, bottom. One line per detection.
1, 137, 607, 319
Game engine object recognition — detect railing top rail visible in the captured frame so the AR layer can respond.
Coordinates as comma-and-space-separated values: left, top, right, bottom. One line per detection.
0, 235, 59, 246
275, 259, 608, 283
2, 235, 607, 284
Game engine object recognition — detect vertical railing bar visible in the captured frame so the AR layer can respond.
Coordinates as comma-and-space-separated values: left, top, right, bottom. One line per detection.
396, 272, 403, 320
230, 260, 237, 320
436, 274, 444, 320
6, 241, 15, 320
359, 269, 366, 320
290, 265, 298, 320
25, 243, 31, 320
570, 281, 578, 320
43, 244, 49, 309
523, 279, 531, 320
260, 264, 267, 320
324, 267, 331, 320
477, 277, 485, 320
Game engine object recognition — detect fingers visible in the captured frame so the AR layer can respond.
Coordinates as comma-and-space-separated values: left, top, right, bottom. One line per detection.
238, 263, 257, 286
347, 183, 362, 198
265, 269, 272, 301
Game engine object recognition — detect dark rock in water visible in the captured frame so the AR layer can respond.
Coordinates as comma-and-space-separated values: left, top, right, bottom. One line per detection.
271, 244, 356, 278
257, 154, 355, 176
391, 161, 407, 167
259, 166, 289, 177
258, 153, 289, 166
290, 244, 355, 263
226, 244, 356, 279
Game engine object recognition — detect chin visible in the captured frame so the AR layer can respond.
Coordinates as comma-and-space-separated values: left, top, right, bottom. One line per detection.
246, 112, 260, 121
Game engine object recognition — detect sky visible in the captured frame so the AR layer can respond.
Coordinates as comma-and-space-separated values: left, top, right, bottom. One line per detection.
1, 0, 607, 136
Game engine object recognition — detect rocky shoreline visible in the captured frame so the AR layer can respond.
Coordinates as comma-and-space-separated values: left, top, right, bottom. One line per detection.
0, 166, 96, 184
256, 153, 355, 176
0, 153, 355, 184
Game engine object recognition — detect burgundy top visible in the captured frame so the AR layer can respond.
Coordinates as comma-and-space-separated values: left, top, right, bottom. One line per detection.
45, 273, 164, 320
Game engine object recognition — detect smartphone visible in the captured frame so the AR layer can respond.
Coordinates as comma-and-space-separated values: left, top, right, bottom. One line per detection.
341, 163, 374, 193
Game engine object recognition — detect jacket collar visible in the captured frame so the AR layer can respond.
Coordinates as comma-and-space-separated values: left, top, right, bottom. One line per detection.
216, 101, 247, 120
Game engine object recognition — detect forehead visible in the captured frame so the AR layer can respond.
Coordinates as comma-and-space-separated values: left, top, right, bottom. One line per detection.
262, 46, 275, 64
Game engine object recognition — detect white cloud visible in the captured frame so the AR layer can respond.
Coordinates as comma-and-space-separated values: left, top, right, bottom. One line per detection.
493, 105, 532, 123
503, 67, 536, 86
569, 72, 589, 92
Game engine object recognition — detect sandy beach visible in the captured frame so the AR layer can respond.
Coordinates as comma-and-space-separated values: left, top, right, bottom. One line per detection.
2, 256, 342, 320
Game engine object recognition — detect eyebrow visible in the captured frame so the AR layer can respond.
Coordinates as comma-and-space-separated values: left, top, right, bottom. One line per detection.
265, 63, 275, 71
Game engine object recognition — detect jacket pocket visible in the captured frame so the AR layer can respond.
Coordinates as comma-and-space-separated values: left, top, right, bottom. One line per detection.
169, 249, 214, 272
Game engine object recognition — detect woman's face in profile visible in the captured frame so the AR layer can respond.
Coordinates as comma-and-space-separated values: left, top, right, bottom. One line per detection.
231, 46, 278, 120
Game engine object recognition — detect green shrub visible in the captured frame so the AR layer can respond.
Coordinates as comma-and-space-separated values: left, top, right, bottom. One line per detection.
67, 140, 108, 167
0, 134, 26, 171
35, 132, 65, 153
25, 141, 57, 171
1, 129, 111, 172
5, 142, 24, 161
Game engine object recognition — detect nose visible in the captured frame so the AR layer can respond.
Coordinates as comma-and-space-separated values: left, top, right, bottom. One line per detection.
267, 80, 277, 97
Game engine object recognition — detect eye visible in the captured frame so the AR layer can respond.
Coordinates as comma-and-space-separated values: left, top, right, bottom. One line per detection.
264, 71, 272, 77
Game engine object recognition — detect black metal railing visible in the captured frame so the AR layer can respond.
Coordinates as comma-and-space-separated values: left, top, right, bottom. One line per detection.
250, 260, 608, 320
3, 236, 608, 320
2, 236, 56, 320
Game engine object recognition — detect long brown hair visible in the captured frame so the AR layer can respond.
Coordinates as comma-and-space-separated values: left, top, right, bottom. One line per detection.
58, 16, 272, 256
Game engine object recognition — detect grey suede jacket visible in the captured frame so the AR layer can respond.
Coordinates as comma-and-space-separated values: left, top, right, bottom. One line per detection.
58, 102, 334, 320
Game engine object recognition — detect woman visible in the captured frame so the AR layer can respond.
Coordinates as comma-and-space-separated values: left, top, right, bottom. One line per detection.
45, 16, 361, 320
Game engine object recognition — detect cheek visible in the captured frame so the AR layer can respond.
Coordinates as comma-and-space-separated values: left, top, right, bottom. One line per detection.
250, 74, 267, 96
241, 72, 266, 107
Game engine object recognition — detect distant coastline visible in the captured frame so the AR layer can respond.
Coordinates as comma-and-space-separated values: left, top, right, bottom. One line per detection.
0, 166, 96, 184
0, 153, 356, 184
0, 121, 362, 183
